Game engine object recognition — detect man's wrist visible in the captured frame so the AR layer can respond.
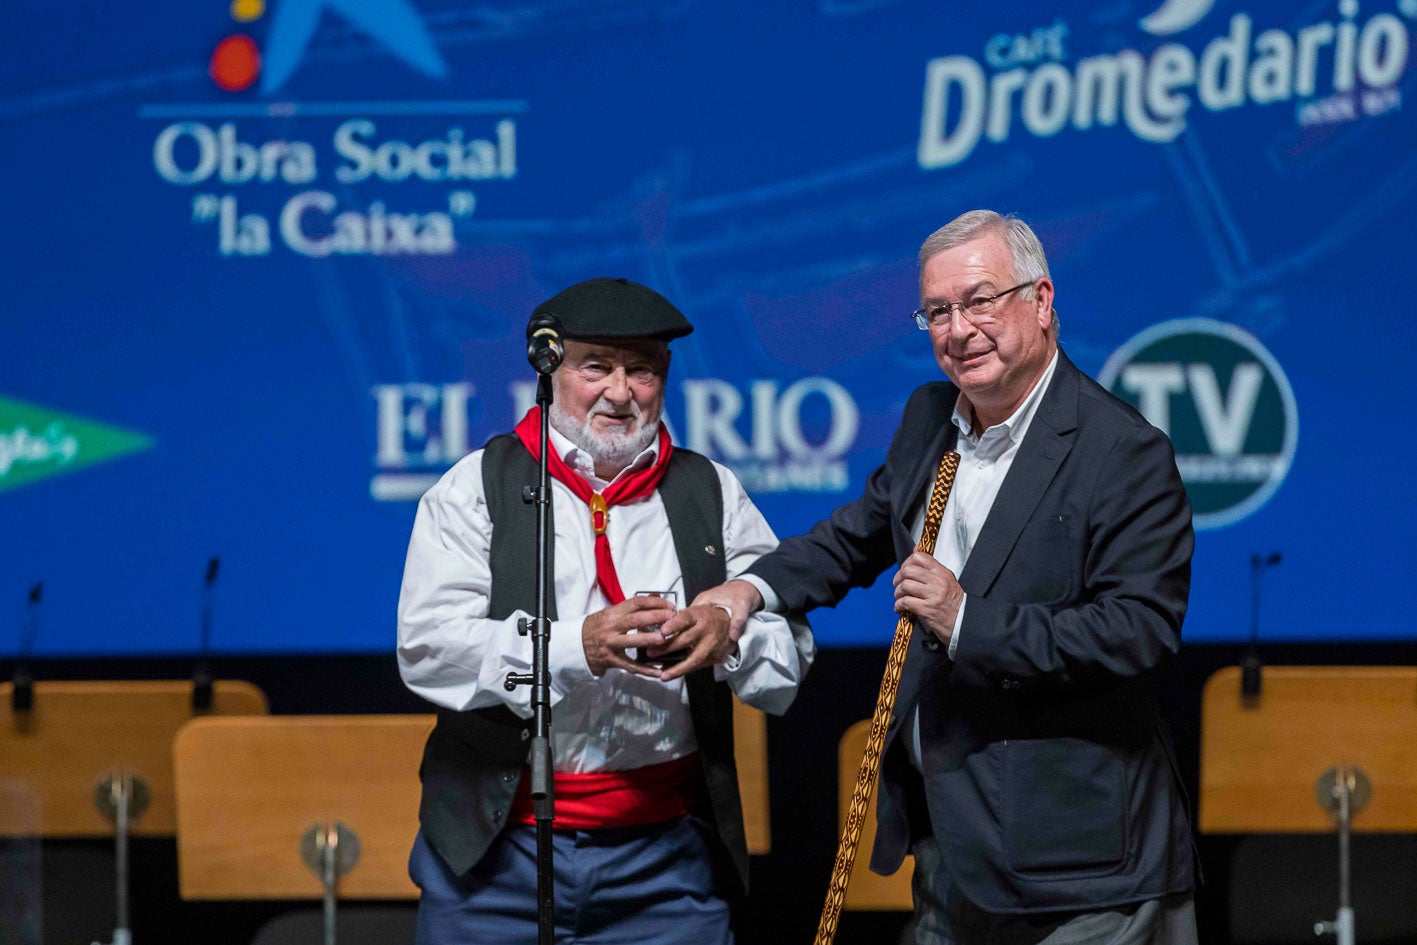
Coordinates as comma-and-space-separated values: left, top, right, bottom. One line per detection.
947, 593, 967, 659
735, 575, 775, 614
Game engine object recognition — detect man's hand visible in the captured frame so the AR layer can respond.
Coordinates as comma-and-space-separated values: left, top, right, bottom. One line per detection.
653, 604, 736, 682
582, 596, 677, 677
689, 579, 764, 642
893, 551, 964, 646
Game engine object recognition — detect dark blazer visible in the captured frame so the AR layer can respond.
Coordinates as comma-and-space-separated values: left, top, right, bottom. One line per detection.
748, 350, 1195, 913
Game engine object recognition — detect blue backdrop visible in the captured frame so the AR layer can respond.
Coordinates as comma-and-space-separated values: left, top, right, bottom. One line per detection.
3, 0, 1414, 655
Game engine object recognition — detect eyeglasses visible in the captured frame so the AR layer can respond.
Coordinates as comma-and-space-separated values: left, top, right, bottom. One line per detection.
912, 280, 1035, 331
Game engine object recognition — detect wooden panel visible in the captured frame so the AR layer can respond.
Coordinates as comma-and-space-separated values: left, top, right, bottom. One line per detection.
173, 714, 434, 900
0, 680, 268, 837
1200, 666, 1417, 833
733, 699, 770, 854
838, 719, 912, 911
174, 703, 770, 899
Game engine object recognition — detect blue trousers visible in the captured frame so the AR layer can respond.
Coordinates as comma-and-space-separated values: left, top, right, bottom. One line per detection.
409, 818, 734, 945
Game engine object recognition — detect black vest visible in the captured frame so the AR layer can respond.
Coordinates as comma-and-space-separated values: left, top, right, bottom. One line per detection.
415, 434, 749, 892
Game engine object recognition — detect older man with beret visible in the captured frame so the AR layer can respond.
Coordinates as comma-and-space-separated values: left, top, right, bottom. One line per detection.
397, 277, 813, 944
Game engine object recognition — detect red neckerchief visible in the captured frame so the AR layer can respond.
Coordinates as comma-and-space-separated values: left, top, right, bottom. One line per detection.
513, 406, 674, 604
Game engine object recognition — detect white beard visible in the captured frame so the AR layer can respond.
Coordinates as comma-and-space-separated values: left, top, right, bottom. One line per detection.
550, 397, 660, 472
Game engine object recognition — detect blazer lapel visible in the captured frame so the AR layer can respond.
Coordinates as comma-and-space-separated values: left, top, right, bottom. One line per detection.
959, 351, 1080, 596
894, 417, 960, 547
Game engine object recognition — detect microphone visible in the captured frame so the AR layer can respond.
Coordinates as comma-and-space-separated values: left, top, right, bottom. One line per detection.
192, 557, 220, 712
12, 582, 42, 713
526, 313, 564, 375
1242, 550, 1282, 698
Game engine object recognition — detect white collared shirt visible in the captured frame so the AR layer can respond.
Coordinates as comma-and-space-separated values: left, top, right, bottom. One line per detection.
397, 426, 814, 773
901, 350, 1060, 765
917, 348, 1060, 657
743, 352, 1061, 767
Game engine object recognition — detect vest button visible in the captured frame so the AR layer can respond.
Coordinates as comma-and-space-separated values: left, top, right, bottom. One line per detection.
921, 637, 941, 652
502, 771, 516, 782
493, 809, 504, 822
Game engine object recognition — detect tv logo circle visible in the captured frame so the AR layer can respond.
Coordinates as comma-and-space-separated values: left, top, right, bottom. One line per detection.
1099, 319, 1297, 530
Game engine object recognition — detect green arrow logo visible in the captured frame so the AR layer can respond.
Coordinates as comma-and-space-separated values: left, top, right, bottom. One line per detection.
0, 396, 153, 493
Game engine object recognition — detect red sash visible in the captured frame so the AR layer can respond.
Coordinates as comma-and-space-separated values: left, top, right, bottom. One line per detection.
514, 407, 673, 604
507, 753, 702, 830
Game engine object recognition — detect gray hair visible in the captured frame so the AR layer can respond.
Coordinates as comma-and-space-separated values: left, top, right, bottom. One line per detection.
919, 210, 1059, 333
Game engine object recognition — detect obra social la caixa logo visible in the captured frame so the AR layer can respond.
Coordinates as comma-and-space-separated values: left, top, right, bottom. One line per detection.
1098, 319, 1298, 530
148, 0, 511, 259
204, 0, 448, 94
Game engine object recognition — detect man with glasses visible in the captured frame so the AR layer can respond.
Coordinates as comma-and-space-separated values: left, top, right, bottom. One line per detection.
698, 210, 1198, 943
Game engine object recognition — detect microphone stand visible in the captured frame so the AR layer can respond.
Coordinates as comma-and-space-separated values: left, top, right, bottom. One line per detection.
192, 557, 219, 712
504, 371, 557, 945
1242, 551, 1281, 698
11, 582, 42, 713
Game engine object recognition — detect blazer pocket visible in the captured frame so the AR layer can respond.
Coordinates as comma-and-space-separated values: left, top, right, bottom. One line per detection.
1001, 737, 1127, 873
1009, 516, 1077, 604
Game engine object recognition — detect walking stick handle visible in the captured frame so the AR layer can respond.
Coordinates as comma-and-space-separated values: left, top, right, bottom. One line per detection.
813, 450, 960, 945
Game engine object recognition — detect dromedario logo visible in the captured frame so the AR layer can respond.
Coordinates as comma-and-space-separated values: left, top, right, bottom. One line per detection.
1139, 0, 1221, 36
918, 0, 1411, 169
1098, 319, 1298, 530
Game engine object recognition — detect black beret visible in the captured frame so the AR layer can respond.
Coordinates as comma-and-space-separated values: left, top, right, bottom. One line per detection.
532, 277, 693, 341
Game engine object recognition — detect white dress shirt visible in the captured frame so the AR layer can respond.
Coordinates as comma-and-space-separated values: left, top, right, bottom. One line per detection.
742, 351, 1059, 768
903, 350, 1058, 765
914, 350, 1060, 655
398, 425, 815, 774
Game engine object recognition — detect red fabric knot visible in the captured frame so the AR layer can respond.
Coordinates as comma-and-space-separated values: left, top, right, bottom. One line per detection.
513, 406, 674, 605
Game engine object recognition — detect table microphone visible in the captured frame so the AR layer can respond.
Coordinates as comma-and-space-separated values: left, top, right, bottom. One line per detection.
11, 582, 42, 712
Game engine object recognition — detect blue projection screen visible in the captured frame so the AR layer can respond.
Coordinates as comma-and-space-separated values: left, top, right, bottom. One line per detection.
3, 0, 1414, 655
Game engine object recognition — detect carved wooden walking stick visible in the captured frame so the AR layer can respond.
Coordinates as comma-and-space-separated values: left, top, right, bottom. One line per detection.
814, 450, 960, 945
